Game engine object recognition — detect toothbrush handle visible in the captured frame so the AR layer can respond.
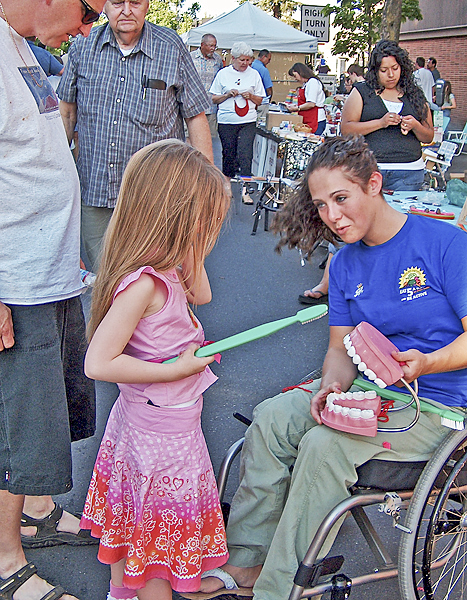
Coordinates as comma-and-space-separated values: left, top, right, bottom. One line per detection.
163, 316, 296, 363
354, 379, 464, 422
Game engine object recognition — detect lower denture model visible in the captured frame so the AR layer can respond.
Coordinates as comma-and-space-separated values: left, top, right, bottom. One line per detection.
321, 390, 381, 437
321, 322, 405, 437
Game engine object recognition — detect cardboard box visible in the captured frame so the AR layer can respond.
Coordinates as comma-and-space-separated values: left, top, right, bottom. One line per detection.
267, 112, 303, 130
450, 173, 465, 181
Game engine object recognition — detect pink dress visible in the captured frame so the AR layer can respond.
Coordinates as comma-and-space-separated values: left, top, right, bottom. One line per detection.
80, 267, 228, 592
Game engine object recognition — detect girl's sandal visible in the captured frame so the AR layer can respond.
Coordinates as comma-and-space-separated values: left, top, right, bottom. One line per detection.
0, 562, 68, 600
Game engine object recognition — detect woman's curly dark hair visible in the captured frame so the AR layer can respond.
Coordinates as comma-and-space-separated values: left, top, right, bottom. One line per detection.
272, 136, 379, 254
365, 39, 428, 122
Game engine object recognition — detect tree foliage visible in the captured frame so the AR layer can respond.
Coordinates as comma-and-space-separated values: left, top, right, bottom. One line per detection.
322, 0, 422, 64
239, 0, 300, 27
146, 0, 201, 33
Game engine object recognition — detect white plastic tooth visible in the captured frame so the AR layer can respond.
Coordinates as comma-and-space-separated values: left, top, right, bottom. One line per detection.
347, 345, 356, 358
361, 409, 375, 419
341, 406, 350, 416
364, 390, 377, 399
364, 369, 377, 380
357, 361, 367, 372
337, 393, 346, 401
328, 392, 335, 401
349, 408, 361, 419
344, 339, 352, 351
343, 334, 351, 345
326, 395, 333, 407
352, 353, 361, 365
354, 392, 365, 401
345, 392, 353, 400
334, 404, 342, 414
374, 378, 387, 388
328, 401, 334, 412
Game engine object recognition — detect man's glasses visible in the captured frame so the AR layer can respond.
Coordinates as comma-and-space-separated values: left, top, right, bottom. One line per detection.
80, 0, 101, 24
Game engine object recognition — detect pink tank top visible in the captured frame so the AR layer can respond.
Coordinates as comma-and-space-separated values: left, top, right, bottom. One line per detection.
114, 266, 217, 406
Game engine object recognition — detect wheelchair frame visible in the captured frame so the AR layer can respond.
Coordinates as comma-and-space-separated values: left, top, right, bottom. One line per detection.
216, 419, 467, 600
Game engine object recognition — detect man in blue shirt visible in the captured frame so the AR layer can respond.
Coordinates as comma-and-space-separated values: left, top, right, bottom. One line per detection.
26, 38, 64, 76
251, 49, 272, 125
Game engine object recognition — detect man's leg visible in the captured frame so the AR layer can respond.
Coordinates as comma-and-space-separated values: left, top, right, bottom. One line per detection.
0, 490, 77, 600
81, 204, 114, 272
206, 113, 218, 138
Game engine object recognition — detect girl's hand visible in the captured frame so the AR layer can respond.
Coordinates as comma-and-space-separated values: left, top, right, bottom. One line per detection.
173, 343, 215, 379
381, 112, 402, 128
311, 381, 343, 424
401, 115, 417, 135
391, 348, 428, 384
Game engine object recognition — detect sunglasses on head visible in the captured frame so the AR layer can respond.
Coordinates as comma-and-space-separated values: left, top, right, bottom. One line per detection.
80, 0, 101, 24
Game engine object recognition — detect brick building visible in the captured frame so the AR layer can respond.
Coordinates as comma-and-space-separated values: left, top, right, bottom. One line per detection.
399, 0, 467, 129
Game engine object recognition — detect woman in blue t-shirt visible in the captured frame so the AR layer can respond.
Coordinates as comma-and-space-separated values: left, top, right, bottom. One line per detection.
194, 135, 467, 600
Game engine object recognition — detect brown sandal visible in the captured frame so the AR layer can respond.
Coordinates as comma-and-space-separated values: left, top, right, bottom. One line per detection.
0, 562, 67, 600
21, 502, 98, 548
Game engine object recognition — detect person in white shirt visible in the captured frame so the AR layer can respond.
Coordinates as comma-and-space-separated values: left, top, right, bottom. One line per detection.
210, 42, 265, 184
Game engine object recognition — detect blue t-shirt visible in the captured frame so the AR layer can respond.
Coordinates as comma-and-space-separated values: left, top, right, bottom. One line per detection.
27, 41, 63, 77
329, 214, 467, 407
252, 59, 272, 102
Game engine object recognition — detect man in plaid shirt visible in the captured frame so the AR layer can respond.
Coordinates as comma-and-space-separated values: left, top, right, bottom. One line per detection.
58, 0, 212, 271
190, 34, 223, 137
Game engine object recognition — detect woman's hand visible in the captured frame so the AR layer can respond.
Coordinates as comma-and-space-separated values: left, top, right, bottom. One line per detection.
380, 112, 402, 128
392, 348, 428, 383
230, 89, 239, 97
311, 381, 343, 424
400, 115, 417, 135
173, 343, 215, 379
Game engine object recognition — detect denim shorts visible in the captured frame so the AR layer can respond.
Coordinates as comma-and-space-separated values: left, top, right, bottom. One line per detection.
0, 297, 95, 495
380, 169, 424, 191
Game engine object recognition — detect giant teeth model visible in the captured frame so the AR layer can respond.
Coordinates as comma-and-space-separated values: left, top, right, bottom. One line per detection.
343, 322, 404, 388
321, 390, 382, 437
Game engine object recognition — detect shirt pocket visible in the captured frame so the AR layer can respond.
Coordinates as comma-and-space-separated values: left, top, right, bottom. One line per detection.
131, 88, 175, 128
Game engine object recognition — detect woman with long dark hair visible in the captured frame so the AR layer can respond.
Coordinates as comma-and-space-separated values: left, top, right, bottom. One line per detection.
341, 39, 433, 190
287, 62, 326, 135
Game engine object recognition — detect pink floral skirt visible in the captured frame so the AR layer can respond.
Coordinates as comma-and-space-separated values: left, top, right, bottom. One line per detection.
80, 395, 228, 592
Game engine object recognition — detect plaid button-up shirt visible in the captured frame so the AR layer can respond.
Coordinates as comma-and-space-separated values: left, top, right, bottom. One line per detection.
58, 22, 210, 208
190, 49, 223, 115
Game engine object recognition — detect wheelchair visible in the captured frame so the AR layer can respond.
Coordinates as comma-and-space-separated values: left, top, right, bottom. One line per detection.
216, 371, 467, 600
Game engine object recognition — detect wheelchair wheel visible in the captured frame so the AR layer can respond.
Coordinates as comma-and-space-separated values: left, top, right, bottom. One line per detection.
399, 428, 467, 600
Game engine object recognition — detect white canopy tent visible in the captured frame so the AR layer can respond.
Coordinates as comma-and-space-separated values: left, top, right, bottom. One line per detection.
182, 2, 318, 54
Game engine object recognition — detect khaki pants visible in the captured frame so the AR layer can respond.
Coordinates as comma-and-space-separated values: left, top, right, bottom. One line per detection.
81, 203, 114, 272
226, 379, 448, 600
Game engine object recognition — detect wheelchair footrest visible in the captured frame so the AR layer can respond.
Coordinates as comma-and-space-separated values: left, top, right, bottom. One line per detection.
294, 555, 344, 588
330, 573, 352, 600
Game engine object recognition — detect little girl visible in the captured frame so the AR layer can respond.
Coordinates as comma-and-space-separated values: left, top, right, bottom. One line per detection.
81, 140, 230, 600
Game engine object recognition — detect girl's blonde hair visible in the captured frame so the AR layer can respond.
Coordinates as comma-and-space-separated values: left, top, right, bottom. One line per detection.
87, 139, 230, 339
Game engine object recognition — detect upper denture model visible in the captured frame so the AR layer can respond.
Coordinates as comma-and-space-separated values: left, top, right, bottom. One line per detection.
343, 321, 404, 388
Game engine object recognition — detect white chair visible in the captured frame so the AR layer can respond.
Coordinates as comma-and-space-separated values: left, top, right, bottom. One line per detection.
423, 140, 458, 189
447, 121, 467, 155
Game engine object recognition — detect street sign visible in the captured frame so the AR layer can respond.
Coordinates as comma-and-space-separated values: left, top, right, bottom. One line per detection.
301, 5, 330, 43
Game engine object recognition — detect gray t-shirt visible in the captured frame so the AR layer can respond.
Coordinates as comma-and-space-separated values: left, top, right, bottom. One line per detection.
0, 20, 82, 304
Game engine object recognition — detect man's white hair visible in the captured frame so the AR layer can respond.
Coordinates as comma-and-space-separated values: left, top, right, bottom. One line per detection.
230, 42, 253, 59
